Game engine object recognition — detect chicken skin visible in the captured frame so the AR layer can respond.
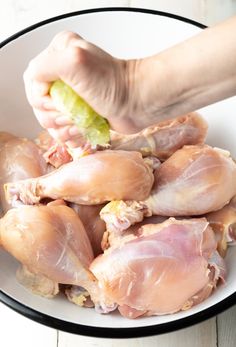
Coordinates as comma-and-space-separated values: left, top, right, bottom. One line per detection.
91, 218, 225, 319
5, 150, 154, 205
110, 113, 207, 160
0, 205, 97, 296
147, 145, 236, 215
101, 145, 236, 233
0, 132, 47, 213
205, 196, 236, 257
1, 203, 122, 310
1, 115, 232, 318
70, 203, 106, 256
36, 113, 207, 167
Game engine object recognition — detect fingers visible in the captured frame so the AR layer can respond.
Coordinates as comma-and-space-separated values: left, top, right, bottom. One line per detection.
48, 125, 80, 143
34, 107, 79, 143
24, 80, 52, 109
48, 127, 72, 142
24, 31, 85, 83
23, 33, 87, 112
54, 116, 74, 126
48, 31, 83, 51
24, 49, 60, 84
23, 30, 100, 145
33, 108, 74, 128
33, 109, 60, 128
23, 31, 83, 135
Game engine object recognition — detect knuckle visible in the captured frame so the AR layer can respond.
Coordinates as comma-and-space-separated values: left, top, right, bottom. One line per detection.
50, 31, 80, 50
67, 46, 86, 67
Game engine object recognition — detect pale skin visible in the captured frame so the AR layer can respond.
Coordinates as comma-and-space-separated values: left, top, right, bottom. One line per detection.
23, 16, 236, 141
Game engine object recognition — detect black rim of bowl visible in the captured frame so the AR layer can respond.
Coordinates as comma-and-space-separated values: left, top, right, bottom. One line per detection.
0, 6, 235, 339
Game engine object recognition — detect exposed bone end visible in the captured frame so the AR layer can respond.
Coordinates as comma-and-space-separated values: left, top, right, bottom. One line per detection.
100, 200, 151, 234
65, 285, 95, 308
4, 180, 41, 205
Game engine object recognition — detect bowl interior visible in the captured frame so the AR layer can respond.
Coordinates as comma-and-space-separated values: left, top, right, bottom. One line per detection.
0, 9, 236, 334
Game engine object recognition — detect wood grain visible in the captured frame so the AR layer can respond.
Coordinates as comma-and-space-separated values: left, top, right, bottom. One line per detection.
130, 0, 236, 25
217, 305, 236, 347
0, 1, 236, 347
58, 318, 216, 347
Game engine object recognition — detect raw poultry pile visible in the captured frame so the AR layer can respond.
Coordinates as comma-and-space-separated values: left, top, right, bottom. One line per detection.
0, 112, 236, 319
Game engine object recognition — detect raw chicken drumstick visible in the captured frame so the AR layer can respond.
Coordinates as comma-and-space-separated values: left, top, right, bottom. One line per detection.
0, 204, 94, 282
36, 112, 207, 168
70, 203, 106, 256
0, 132, 15, 147
0, 203, 115, 308
101, 145, 236, 233
91, 218, 225, 319
0, 132, 47, 213
5, 150, 154, 205
110, 112, 208, 160
205, 196, 236, 257
102, 215, 167, 250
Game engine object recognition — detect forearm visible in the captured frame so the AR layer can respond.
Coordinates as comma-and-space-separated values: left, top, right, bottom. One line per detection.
132, 16, 236, 125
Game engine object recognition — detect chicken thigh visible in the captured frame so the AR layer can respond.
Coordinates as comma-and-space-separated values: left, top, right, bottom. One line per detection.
5, 150, 154, 205
0, 132, 47, 213
101, 145, 236, 233
91, 218, 225, 319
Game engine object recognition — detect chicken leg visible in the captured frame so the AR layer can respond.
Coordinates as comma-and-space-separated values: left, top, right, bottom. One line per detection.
101, 145, 236, 233
91, 218, 224, 319
0, 132, 47, 213
5, 150, 154, 205
110, 113, 207, 160
1, 203, 119, 310
70, 203, 106, 256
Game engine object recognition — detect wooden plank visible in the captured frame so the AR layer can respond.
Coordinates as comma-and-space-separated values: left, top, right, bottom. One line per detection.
200, 0, 236, 25
58, 318, 217, 347
129, 0, 202, 22
217, 305, 236, 347
129, 0, 236, 25
0, 302, 57, 347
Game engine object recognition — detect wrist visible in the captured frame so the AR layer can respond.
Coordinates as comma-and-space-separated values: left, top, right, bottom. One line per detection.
134, 54, 202, 124
124, 58, 161, 130
110, 58, 147, 133
127, 56, 178, 128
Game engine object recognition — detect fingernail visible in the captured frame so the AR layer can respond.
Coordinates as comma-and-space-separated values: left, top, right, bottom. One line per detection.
43, 101, 55, 110
55, 116, 73, 126
69, 125, 79, 136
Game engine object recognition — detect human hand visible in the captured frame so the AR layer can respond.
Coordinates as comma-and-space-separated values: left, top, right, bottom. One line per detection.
23, 31, 143, 142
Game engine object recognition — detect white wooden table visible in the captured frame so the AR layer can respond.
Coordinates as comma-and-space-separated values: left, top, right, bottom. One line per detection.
0, 1, 236, 346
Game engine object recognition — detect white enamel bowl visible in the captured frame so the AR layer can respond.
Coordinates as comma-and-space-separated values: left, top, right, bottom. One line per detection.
0, 8, 235, 338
